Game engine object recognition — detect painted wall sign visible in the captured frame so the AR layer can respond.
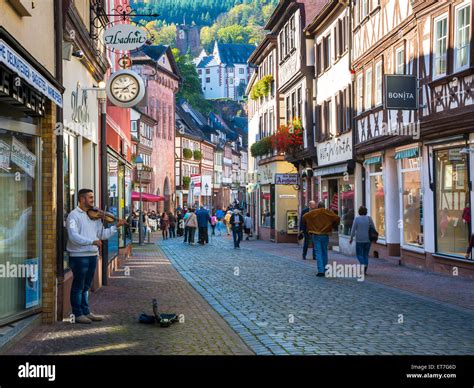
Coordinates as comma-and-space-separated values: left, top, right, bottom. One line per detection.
316, 131, 352, 166
384, 75, 418, 110
103, 23, 148, 52
0, 39, 63, 107
275, 173, 299, 185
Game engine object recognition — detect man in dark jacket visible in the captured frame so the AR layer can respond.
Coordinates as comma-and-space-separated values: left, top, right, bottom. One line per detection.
300, 200, 316, 260
196, 206, 211, 245
229, 209, 244, 248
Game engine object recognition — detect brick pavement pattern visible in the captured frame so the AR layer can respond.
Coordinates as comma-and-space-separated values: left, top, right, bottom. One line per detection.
160, 234, 474, 355
5, 241, 252, 355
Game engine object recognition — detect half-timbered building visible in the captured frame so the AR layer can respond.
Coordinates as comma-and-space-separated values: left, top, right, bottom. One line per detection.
415, 0, 473, 277
306, 0, 356, 255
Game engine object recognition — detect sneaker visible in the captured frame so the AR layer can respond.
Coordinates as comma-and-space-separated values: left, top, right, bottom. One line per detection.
75, 315, 92, 324
316, 272, 326, 277
302, 256, 306, 260
86, 313, 104, 321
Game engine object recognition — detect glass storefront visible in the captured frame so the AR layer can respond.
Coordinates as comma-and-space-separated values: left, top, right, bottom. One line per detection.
320, 176, 355, 236
261, 185, 275, 228
368, 160, 386, 239
434, 147, 470, 257
108, 156, 119, 259
0, 129, 41, 323
400, 156, 423, 247
63, 132, 79, 271
340, 177, 355, 236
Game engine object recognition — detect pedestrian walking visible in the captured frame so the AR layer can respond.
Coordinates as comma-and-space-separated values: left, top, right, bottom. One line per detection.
168, 211, 176, 238
183, 210, 191, 243
210, 214, 217, 236
303, 201, 340, 277
160, 212, 169, 240
176, 211, 184, 237
244, 213, 253, 240
196, 206, 211, 245
224, 210, 232, 236
185, 208, 197, 245
66, 189, 127, 324
350, 206, 377, 275
299, 201, 317, 260
230, 209, 244, 248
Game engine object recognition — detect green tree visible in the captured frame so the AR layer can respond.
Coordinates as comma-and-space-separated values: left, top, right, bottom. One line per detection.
172, 48, 213, 115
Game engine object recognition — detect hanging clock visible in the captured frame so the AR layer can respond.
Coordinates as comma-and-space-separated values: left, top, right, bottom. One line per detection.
106, 69, 145, 108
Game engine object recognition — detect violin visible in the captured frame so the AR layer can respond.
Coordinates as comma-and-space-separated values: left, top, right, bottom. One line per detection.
87, 207, 129, 226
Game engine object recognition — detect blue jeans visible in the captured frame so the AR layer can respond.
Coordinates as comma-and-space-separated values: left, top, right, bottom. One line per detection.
356, 242, 371, 266
69, 255, 97, 317
232, 227, 243, 247
312, 234, 329, 273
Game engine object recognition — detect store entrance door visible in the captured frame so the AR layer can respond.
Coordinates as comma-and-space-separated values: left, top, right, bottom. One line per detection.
323, 178, 340, 250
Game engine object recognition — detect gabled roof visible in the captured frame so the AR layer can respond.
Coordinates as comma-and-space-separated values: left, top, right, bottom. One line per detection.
176, 105, 207, 141
196, 56, 214, 68
131, 45, 181, 81
215, 43, 255, 65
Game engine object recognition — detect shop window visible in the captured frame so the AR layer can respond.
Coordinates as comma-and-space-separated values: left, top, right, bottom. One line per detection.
368, 161, 385, 239
400, 156, 423, 247
0, 131, 41, 322
261, 186, 274, 228
107, 156, 120, 259
340, 177, 355, 236
435, 148, 470, 257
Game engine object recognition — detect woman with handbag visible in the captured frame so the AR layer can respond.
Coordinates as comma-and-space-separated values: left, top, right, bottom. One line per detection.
185, 208, 198, 245
349, 206, 378, 275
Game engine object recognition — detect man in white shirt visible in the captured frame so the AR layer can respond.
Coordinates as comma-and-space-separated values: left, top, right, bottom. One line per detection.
66, 189, 126, 324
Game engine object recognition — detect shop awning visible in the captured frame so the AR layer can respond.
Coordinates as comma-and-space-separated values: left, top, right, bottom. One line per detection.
132, 192, 165, 202
363, 156, 382, 166
395, 147, 419, 160
314, 164, 348, 177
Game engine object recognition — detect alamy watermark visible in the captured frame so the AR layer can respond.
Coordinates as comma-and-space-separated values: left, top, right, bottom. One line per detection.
325, 261, 365, 282
364, 120, 421, 140
0, 261, 38, 282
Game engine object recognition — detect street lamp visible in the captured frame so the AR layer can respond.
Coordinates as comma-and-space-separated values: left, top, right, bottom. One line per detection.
205, 183, 209, 208
135, 154, 144, 245
190, 181, 195, 208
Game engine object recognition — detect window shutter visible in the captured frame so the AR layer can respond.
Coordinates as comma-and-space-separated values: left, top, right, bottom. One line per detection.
315, 104, 322, 142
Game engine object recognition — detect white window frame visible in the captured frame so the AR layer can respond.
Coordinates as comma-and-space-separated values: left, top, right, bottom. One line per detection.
366, 156, 386, 241
454, 2, 471, 72
395, 47, 405, 75
375, 60, 383, 106
365, 67, 372, 110
357, 73, 364, 114
398, 155, 424, 252
360, 0, 369, 21
433, 14, 448, 79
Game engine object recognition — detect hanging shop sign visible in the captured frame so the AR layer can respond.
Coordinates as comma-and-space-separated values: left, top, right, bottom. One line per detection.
275, 173, 299, 185
384, 75, 418, 110
0, 39, 62, 107
106, 69, 146, 108
316, 131, 352, 167
102, 23, 150, 52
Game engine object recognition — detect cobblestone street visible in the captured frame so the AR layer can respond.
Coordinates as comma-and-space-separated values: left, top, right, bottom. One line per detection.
5, 233, 474, 356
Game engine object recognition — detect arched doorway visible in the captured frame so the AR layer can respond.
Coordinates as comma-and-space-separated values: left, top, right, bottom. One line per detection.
163, 177, 171, 212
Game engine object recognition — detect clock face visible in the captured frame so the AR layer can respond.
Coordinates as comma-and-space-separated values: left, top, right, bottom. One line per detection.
110, 74, 140, 102
106, 70, 146, 108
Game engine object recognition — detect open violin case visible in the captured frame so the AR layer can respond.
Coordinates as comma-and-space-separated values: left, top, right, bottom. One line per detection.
138, 299, 179, 328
